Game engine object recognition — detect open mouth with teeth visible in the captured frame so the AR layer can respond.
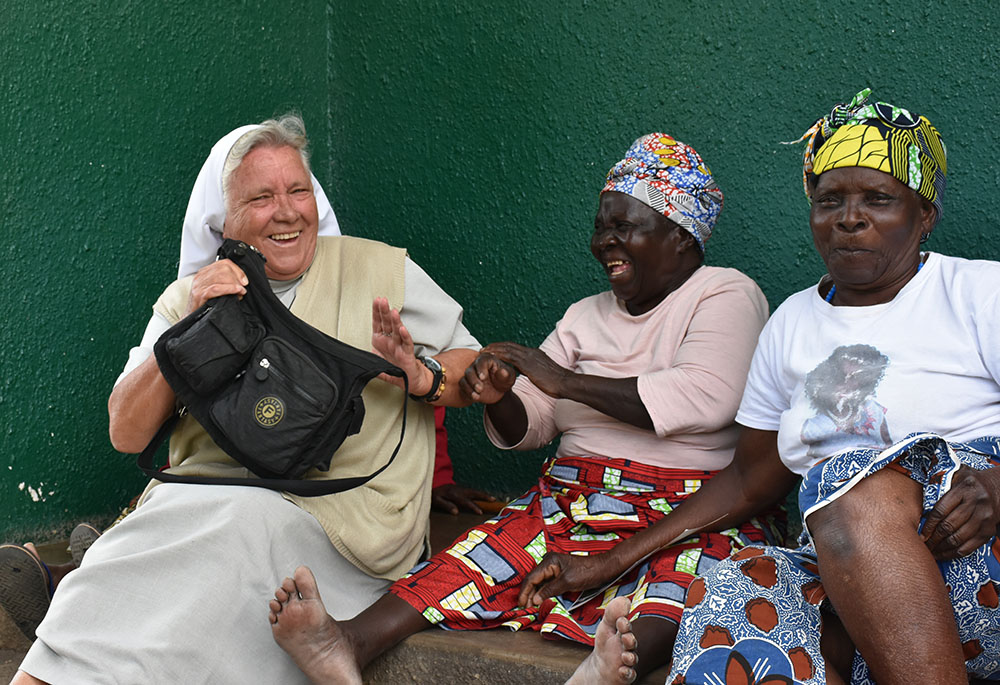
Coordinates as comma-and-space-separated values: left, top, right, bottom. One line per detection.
604, 259, 632, 278
269, 231, 301, 243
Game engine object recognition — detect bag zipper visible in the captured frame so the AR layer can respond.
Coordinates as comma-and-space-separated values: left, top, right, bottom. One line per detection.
257, 356, 328, 408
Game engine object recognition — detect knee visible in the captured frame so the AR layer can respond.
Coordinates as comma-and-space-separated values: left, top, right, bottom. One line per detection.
807, 499, 865, 563
808, 471, 922, 563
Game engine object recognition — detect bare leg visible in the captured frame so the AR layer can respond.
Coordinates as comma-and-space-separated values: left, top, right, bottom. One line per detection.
269, 566, 431, 684
11, 671, 49, 684
819, 609, 853, 685
809, 468, 966, 684
628, 615, 678, 679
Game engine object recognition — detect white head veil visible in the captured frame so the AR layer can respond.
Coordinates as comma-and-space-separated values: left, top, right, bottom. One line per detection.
177, 124, 342, 278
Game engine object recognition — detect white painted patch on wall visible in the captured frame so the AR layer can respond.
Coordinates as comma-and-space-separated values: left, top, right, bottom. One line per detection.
18, 482, 48, 503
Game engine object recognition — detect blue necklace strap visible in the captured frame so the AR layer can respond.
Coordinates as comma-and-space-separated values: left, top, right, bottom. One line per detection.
824, 280, 836, 303
825, 254, 925, 304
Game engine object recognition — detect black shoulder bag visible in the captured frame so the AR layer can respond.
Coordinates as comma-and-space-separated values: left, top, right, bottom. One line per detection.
136, 239, 407, 497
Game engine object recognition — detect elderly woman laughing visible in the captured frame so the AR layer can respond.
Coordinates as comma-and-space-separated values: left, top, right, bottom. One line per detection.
267, 133, 786, 683
13, 114, 481, 684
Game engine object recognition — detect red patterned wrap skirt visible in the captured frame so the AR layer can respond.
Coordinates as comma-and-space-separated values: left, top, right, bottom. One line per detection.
390, 456, 786, 645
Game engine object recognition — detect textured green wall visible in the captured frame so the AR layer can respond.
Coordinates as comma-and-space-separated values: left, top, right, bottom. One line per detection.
3, 1, 998, 539
1, 2, 333, 539
326, 1, 1000, 498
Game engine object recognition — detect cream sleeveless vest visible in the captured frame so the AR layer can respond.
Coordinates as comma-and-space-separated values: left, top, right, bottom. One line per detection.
145, 236, 435, 579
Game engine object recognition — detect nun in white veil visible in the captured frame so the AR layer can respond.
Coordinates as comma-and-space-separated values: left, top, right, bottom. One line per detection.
177, 124, 341, 278
174, 123, 491, 515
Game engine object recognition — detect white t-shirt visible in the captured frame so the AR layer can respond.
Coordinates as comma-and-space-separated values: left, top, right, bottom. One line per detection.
737, 253, 1000, 476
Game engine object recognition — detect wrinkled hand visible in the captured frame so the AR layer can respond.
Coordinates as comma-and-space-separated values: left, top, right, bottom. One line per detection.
459, 353, 517, 404
921, 465, 1000, 560
185, 259, 248, 315
371, 297, 431, 395
518, 552, 616, 608
481, 342, 568, 398
431, 484, 497, 515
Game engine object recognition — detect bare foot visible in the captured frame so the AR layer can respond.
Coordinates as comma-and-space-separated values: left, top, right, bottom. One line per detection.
566, 596, 638, 684
269, 565, 362, 685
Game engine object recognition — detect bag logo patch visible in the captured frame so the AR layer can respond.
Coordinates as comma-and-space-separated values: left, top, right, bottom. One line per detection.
254, 396, 285, 427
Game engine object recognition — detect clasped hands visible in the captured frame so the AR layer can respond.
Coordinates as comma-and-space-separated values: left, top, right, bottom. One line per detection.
369, 299, 572, 407
365, 289, 574, 406
459, 342, 569, 404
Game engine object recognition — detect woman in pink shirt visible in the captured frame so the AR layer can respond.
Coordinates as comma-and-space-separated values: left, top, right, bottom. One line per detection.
268, 134, 787, 684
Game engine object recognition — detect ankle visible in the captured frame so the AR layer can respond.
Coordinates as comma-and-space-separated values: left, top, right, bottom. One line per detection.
337, 618, 377, 670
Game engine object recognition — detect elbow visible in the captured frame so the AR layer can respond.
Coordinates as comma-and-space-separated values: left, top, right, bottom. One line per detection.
109, 427, 138, 454
689, 400, 740, 433
107, 363, 175, 453
109, 418, 158, 454
108, 415, 137, 454
663, 400, 741, 436
646, 372, 743, 434
694, 382, 743, 431
110, 435, 135, 454
108, 395, 140, 454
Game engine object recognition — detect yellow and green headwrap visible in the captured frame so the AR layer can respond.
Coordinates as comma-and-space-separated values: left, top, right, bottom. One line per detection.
793, 88, 947, 223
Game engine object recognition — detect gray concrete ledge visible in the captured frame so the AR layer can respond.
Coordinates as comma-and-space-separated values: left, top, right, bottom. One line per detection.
363, 626, 670, 684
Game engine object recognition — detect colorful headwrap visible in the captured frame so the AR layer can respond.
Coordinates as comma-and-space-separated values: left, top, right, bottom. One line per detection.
792, 88, 947, 223
602, 133, 723, 251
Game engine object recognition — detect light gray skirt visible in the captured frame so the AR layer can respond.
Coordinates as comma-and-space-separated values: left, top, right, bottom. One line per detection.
20, 483, 391, 684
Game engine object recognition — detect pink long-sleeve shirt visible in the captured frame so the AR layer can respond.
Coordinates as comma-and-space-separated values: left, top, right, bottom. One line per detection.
485, 266, 769, 471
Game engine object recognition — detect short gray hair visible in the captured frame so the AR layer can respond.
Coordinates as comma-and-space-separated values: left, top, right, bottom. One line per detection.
221, 113, 312, 208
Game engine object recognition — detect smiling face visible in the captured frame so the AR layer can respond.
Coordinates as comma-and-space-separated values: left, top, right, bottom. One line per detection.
590, 191, 701, 315
223, 144, 319, 280
810, 167, 936, 306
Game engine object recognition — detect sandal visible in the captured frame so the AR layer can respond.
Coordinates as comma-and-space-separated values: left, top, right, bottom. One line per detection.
69, 523, 101, 567
0, 544, 52, 641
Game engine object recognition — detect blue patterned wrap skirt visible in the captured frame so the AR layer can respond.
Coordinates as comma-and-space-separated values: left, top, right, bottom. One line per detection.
666, 433, 1000, 684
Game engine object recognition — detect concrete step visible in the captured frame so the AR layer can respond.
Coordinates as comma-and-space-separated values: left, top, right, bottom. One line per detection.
363, 625, 669, 684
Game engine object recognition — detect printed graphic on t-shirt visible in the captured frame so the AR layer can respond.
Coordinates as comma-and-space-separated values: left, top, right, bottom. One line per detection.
801, 344, 893, 458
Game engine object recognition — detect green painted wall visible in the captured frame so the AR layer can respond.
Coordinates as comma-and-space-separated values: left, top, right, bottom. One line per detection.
1, 2, 334, 539
3, 1, 998, 539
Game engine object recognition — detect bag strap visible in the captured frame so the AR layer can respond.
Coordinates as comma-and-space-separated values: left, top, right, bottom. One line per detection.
135, 367, 409, 497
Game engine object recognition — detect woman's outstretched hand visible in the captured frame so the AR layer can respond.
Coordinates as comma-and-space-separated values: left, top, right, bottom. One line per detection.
459, 352, 517, 404
922, 465, 1000, 559
518, 552, 617, 608
370, 297, 431, 396
482, 342, 569, 398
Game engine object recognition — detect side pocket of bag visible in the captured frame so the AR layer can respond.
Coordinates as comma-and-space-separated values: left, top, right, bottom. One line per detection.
165, 296, 265, 395
208, 337, 339, 478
